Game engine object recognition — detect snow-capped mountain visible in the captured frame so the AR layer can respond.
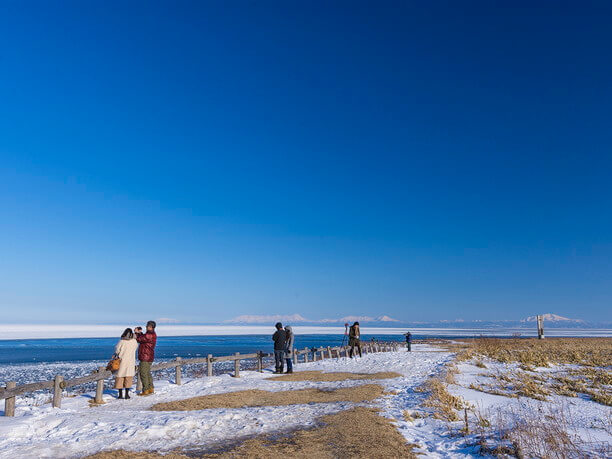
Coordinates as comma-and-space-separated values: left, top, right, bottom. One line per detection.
225, 314, 400, 325
225, 314, 310, 324
522, 313, 584, 323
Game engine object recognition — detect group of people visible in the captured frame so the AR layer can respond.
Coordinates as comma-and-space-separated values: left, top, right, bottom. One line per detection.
272, 322, 294, 373
111, 320, 412, 399
112, 320, 157, 399
270, 321, 364, 372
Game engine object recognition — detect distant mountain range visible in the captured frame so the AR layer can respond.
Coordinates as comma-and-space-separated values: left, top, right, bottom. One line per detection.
224, 313, 609, 328
521, 313, 584, 323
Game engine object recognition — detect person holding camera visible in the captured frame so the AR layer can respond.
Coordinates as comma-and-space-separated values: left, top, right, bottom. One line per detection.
135, 320, 157, 396
349, 321, 362, 358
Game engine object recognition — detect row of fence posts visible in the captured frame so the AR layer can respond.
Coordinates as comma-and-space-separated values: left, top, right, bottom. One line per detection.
2, 342, 400, 416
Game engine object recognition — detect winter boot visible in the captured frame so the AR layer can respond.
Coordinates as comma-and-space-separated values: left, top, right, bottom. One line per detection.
117, 389, 124, 399
124, 388, 131, 399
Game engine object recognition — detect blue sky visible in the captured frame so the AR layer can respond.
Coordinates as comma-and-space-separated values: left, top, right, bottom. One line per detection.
1, 1, 611, 324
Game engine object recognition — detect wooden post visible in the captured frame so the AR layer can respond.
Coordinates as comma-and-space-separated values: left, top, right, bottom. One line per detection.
207, 354, 213, 377
319, 349, 325, 360
293, 350, 298, 365
537, 315, 545, 339
52, 375, 63, 408
175, 357, 182, 385
257, 351, 263, 372
304, 348, 309, 362
327, 346, 332, 359
4, 381, 16, 417
136, 365, 143, 392
94, 367, 105, 404
234, 353, 240, 377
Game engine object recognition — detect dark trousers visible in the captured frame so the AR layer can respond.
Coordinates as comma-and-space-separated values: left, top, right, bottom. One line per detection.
285, 357, 293, 372
406, 342, 411, 351
349, 340, 362, 358
274, 350, 286, 372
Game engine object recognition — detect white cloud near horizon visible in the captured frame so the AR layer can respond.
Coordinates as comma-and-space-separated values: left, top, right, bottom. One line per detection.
225, 313, 400, 324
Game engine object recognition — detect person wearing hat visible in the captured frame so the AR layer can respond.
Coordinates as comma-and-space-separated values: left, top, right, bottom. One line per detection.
348, 321, 362, 358
272, 322, 287, 374
113, 327, 138, 399
135, 320, 157, 395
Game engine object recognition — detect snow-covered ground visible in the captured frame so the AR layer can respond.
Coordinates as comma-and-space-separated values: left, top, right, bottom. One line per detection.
448, 360, 612, 456
0, 345, 609, 458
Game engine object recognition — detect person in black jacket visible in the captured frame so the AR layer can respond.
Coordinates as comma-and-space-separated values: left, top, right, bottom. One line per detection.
405, 332, 412, 352
272, 322, 287, 374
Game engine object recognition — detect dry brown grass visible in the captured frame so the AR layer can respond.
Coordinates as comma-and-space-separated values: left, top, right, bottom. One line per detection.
268, 370, 402, 382
150, 384, 384, 411
423, 377, 466, 421
446, 337, 612, 406
87, 407, 417, 459
468, 337, 612, 367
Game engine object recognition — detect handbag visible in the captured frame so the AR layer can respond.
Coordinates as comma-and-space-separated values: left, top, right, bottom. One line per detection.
106, 353, 121, 372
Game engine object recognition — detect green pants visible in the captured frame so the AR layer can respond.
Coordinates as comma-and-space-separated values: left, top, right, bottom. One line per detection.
139, 361, 153, 391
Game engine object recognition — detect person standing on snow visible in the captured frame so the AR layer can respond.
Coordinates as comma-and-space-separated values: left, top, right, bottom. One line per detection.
284, 325, 294, 374
114, 328, 138, 399
135, 320, 157, 396
405, 332, 412, 352
349, 321, 362, 358
272, 322, 287, 374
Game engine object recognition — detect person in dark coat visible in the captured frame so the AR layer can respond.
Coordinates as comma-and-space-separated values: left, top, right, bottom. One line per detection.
272, 322, 287, 374
135, 320, 157, 395
348, 322, 362, 358
405, 332, 412, 352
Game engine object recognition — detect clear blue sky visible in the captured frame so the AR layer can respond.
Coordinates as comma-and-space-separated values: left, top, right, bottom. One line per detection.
1, 1, 610, 324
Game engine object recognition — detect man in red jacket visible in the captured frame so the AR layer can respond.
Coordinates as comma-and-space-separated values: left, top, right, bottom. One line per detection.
135, 320, 157, 395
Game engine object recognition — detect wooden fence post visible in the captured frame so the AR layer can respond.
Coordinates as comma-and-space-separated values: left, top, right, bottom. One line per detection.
94, 367, 105, 404
175, 357, 182, 385
257, 351, 263, 372
207, 354, 213, 377
234, 353, 240, 377
293, 350, 298, 365
304, 348, 309, 362
537, 315, 545, 339
4, 381, 16, 417
136, 365, 143, 392
52, 375, 63, 408
327, 346, 332, 359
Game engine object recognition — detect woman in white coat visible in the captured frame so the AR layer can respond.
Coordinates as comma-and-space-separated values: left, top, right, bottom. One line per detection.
114, 328, 138, 399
